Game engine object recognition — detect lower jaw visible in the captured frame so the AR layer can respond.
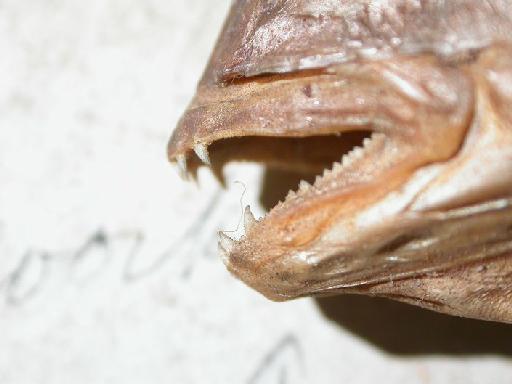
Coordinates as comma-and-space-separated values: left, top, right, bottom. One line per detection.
239, 195, 512, 302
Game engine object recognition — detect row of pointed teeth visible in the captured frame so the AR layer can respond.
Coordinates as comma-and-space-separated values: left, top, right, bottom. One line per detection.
204, 132, 384, 261
218, 205, 257, 264
338, 132, 385, 171
282, 132, 386, 203
176, 133, 384, 180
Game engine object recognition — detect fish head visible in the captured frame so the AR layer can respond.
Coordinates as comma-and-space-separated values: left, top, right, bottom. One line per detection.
168, 0, 512, 319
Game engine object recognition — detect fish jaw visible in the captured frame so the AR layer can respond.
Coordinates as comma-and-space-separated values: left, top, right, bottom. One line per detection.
213, 46, 512, 305
169, 43, 512, 318
167, 0, 512, 323
169, 57, 472, 264
168, 0, 512, 322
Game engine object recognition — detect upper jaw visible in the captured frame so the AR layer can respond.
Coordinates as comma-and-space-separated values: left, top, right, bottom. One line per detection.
168, 55, 473, 179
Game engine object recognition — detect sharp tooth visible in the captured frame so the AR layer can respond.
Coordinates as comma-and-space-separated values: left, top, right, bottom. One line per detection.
340, 146, 363, 169
299, 180, 310, 192
352, 146, 364, 158
218, 243, 230, 265
286, 189, 296, 200
332, 161, 343, 172
176, 154, 188, 180
363, 137, 372, 147
315, 175, 322, 185
244, 206, 257, 231
193, 143, 210, 165
341, 154, 351, 167
218, 231, 237, 253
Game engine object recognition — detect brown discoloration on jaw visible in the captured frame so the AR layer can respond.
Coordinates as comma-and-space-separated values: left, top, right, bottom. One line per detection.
169, 1, 512, 323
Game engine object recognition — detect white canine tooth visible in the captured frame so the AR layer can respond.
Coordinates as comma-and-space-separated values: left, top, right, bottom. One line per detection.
176, 154, 188, 179
244, 206, 257, 231
315, 175, 322, 185
218, 231, 237, 253
193, 142, 210, 165
363, 137, 372, 147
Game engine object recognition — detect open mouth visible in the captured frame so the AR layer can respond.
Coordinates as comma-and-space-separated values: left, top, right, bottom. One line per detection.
165, 0, 512, 320
173, 126, 405, 281
183, 129, 383, 213
167, 53, 482, 300
168, 54, 474, 227
171, 126, 403, 261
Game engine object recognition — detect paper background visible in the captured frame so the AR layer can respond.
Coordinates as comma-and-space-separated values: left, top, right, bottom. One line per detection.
1, 1, 512, 383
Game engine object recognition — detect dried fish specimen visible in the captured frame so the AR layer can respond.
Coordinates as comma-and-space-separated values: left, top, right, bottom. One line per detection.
168, 0, 512, 323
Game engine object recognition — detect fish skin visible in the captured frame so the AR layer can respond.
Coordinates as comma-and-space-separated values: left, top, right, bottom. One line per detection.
168, 1, 512, 323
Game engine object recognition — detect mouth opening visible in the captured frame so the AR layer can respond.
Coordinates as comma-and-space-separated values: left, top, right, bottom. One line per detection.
197, 130, 379, 210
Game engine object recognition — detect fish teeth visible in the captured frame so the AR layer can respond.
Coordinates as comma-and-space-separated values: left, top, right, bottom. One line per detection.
352, 146, 364, 159
244, 206, 257, 231
218, 241, 231, 265
299, 180, 310, 192
340, 141, 368, 168
365, 132, 385, 148
332, 161, 344, 173
193, 143, 211, 165
176, 154, 188, 180
312, 133, 386, 188
285, 189, 296, 200
341, 151, 354, 167
218, 243, 229, 265
218, 231, 237, 254
286, 179, 315, 200
273, 132, 387, 206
